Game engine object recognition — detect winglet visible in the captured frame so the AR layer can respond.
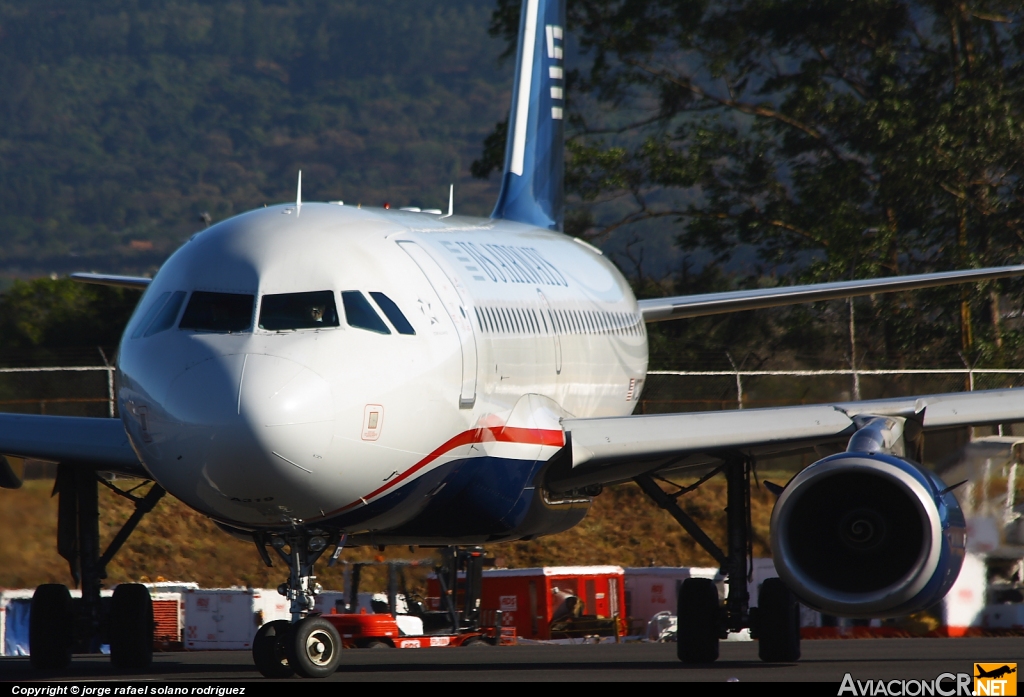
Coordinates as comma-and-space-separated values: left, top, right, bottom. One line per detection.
296, 170, 302, 211
490, 0, 565, 231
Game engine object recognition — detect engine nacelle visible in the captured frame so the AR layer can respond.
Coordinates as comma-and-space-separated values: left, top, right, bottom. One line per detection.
770, 452, 965, 618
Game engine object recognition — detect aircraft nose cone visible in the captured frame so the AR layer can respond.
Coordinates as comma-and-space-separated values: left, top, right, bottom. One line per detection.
161, 353, 335, 525
238, 353, 336, 473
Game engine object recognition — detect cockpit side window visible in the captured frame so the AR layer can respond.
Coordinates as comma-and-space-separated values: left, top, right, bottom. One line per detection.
143, 291, 187, 337
341, 291, 390, 334
369, 292, 416, 335
131, 291, 171, 339
179, 291, 254, 333
259, 291, 339, 331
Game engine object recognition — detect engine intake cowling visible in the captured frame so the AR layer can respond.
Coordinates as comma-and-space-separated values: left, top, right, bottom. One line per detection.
770, 452, 965, 618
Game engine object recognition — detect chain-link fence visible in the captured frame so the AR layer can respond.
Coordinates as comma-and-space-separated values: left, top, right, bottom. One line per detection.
2, 365, 1024, 420
0, 366, 115, 418
640, 369, 1024, 414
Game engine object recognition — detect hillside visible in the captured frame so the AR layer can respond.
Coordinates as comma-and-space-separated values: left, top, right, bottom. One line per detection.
0, 0, 511, 277
0, 477, 776, 593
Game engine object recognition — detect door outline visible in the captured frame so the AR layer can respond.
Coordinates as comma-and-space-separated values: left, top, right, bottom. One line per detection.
398, 240, 478, 408
536, 288, 561, 374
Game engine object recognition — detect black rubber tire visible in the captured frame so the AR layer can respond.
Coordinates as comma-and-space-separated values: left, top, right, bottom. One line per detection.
463, 636, 492, 647
253, 620, 295, 678
29, 584, 74, 670
676, 578, 720, 664
757, 577, 801, 662
366, 640, 391, 649
109, 583, 154, 670
285, 616, 342, 678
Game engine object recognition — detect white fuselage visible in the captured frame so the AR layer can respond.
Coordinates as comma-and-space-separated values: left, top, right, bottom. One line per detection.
117, 203, 647, 540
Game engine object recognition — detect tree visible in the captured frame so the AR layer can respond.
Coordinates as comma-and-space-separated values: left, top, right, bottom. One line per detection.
0, 278, 138, 365
478, 0, 1024, 366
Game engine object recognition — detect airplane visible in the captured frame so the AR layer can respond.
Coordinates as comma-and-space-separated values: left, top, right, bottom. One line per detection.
2, 0, 1024, 678
976, 665, 1017, 680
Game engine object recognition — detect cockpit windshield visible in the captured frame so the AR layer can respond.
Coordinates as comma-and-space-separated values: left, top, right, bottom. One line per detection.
179, 291, 255, 333
259, 291, 339, 331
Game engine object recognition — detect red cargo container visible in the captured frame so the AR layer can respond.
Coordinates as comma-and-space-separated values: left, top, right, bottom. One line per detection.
429, 566, 625, 641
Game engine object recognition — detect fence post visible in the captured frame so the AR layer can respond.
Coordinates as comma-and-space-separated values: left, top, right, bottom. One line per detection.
727, 353, 743, 409
98, 347, 115, 418
850, 298, 861, 400
107, 368, 115, 418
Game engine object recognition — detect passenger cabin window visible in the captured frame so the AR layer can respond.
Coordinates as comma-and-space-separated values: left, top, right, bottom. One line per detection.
179, 291, 254, 333
341, 291, 390, 334
259, 291, 339, 331
369, 292, 415, 335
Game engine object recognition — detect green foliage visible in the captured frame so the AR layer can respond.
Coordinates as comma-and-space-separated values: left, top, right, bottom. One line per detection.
0, 0, 510, 275
482, 0, 1024, 369
0, 278, 138, 365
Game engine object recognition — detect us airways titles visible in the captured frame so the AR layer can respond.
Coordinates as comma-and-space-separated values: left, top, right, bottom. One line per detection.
439, 241, 569, 287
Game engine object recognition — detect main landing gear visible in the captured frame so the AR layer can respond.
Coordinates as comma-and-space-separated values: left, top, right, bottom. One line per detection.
635, 454, 801, 664
251, 529, 345, 678
30, 465, 165, 671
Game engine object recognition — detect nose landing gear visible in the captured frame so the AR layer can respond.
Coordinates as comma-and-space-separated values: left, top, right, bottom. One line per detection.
251, 530, 344, 679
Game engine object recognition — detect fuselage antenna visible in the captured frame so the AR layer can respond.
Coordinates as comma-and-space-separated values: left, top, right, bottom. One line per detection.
296, 170, 302, 213
441, 184, 454, 219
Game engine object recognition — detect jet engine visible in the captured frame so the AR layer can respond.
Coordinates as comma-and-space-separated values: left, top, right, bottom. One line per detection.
769, 416, 966, 618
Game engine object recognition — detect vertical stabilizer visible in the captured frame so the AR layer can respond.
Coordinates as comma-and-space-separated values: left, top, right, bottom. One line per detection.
491, 0, 565, 231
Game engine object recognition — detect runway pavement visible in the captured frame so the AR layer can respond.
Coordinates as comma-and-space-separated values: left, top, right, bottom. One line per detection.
1, 637, 1022, 683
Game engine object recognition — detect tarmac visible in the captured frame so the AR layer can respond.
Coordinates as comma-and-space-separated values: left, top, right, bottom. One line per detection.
1, 637, 1022, 682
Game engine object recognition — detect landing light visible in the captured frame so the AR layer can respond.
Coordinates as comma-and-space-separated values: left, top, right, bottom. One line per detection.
308, 536, 327, 552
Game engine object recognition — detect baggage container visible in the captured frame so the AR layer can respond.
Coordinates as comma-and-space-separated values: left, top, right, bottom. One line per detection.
623, 567, 720, 633
184, 588, 263, 650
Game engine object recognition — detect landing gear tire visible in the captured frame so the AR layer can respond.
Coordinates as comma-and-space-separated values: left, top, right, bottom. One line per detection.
109, 583, 154, 670
677, 578, 719, 664
285, 616, 342, 678
30, 584, 74, 670
253, 620, 295, 678
463, 637, 491, 647
365, 640, 391, 649
756, 578, 801, 663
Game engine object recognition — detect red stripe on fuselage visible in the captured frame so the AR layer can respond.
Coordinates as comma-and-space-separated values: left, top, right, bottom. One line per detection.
324, 426, 565, 518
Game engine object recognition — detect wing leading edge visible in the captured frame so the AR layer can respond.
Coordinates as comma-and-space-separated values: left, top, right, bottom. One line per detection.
551, 387, 1024, 491
0, 413, 146, 476
70, 273, 152, 290
639, 265, 1024, 322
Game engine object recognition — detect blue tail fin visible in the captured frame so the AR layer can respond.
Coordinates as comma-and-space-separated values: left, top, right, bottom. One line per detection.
491, 0, 565, 232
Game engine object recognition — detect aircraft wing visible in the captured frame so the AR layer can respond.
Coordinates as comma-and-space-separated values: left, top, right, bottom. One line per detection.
70, 273, 152, 290
0, 413, 147, 477
548, 387, 1024, 491
639, 265, 1024, 322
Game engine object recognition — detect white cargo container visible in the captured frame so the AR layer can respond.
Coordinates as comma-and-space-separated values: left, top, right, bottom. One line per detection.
185, 587, 349, 649
943, 552, 987, 633
1, 589, 34, 656
185, 588, 264, 650
2, 588, 117, 657
624, 560, 821, 635
983, 603, 1024, 628
624, 567, 720, 629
